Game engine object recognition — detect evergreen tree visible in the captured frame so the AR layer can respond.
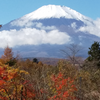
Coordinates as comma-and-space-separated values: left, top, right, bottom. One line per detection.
87, 41, 100, 61
33, 58, 38, 63
86, 42, 100, 68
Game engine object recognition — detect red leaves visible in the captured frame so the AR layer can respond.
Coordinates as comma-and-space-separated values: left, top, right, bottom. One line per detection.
26, 88, 35, 98
2, 75, 8, 80
0, 64, 78, 100
0, 67, 9, 81
0, 80, 5, 85
50, 72, 77, 100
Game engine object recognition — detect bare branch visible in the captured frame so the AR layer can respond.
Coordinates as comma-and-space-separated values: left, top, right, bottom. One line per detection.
61, 44, 84, 67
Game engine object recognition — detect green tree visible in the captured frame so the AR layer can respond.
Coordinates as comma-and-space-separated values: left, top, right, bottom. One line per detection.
33, 58, 38, 63
87, 41, 100, 68
87, 41, 100, 61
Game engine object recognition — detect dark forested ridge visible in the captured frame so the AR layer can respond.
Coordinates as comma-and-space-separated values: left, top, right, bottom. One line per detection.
23, 57, 61, 66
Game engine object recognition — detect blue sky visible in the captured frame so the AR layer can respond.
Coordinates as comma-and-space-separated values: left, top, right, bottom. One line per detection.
0, 0, 100, 25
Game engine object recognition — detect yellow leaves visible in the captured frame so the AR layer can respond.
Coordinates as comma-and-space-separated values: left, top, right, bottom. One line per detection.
20, 70, 29, 74
0, 57, 31, 99
52, 88, 56, 94
7, 68, 26, 81
8, 69, 13, 73
0, 62, 3, 66
8, 68, 28, 75
19, 85, 23, 90
14, 68, 19, 72
0, 89, 5, 92
78, 70, 90, 80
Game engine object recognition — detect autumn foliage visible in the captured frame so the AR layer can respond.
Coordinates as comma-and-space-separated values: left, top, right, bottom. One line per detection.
49, 73, 77, 100
0, 63, 35, 100
0, 61, 78, 99
0, 46, 100, 100
1, 46, 13, 62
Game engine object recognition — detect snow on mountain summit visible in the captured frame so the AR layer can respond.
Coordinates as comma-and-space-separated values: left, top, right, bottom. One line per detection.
21, 5, 91, 21
10, 5, 92, 27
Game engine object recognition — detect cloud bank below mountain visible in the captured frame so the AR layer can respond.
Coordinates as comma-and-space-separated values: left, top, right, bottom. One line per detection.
1, 18, 100, 49
0, 23, 71, 48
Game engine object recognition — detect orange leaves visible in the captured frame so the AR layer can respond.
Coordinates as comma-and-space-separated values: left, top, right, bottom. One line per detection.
0, 66, 18, 82
0, 64, 29, 99
0, 67, 5, 75
26, 89, 35, 98
0, 80, 5, 85
0, 61, 78, 100
0, 65, 78, 100
50, 72, 77, 100
0, 66, 9, 82
8, 72, 17, 80
1, 46, 13, 62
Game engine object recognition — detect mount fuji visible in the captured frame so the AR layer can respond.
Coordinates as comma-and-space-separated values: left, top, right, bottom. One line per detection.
0, 5, 100, 58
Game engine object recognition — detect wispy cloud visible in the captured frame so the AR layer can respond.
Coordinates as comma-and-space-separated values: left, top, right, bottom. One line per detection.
78, 18, 100, 37
11, 20, 56, 30
71, 22, 77, 29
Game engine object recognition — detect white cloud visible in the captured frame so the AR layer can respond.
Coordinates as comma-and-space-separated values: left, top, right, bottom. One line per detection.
11, 20, 56, 30
0, 27, 71, 48
71, 22, 77, 29
11, 19, 30, 27
35, 22, 56, 30
78, 18, 100, 37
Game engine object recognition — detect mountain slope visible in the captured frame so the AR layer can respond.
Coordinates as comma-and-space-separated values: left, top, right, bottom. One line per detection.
0, 5, 99, 58
1, 5, 92, 30
19, 5, 91, 21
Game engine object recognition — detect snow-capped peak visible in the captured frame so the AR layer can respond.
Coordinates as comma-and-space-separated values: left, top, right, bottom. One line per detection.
21, 5, 91, 22
10, 5, 93, 27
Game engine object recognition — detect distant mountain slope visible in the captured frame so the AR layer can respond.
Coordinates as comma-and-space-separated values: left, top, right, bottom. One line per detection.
0, 5, 99, 58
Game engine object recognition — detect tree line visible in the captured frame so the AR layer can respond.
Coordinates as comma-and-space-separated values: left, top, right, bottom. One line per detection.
0, 41, 99, 99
